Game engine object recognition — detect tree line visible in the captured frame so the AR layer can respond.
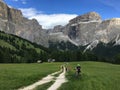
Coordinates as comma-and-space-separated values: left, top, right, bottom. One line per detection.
0, 31, 120, 64
0, 31, 48, 63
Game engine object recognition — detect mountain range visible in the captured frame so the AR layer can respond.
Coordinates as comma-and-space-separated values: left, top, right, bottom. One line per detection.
1, 0, 120, 63
0, 0, 120, 51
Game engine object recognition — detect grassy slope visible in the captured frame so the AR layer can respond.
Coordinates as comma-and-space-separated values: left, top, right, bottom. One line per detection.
0, 63, 62, 90
58, 61, 120, 90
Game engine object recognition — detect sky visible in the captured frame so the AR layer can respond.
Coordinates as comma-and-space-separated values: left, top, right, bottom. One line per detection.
4, 0, 120, 29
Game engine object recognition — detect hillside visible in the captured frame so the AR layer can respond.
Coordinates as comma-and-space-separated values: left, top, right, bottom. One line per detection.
83, 42, 120, 64
0, 31, 49, 63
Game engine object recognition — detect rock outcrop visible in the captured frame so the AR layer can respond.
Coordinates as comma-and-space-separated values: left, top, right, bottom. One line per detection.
95, 18, 120, 43
50, 12, 120, 47
69, 12, 101, 24
51, 12, 102, 45
0, 1, 48, 47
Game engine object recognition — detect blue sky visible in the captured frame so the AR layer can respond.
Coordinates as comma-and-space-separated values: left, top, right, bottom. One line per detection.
4, 0, 120, 29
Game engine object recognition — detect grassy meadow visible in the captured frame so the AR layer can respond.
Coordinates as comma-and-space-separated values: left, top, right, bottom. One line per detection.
0, 63, 61, 90
58, 61, 120, 90
0, 62, 120, 90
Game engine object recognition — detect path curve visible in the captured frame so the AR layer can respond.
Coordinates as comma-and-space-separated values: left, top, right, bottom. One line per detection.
47, 67, 67, 90
18, 70, 61, 90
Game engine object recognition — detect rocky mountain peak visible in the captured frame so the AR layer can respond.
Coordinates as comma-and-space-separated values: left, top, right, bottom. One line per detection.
69, 11, 101, 24
0, 1, 23, 23
50, 12, 120, 47
0, 1, 49, 47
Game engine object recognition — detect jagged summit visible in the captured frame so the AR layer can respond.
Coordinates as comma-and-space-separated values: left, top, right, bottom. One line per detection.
69, 12, 101, 24
50, 11, 120, 47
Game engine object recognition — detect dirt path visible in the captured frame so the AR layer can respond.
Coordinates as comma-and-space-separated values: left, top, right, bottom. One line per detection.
47, 67, 67, 90
18, 70, 62, 90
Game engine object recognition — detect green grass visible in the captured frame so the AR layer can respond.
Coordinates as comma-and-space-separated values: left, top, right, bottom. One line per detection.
0, 62, 120, 90
0, 63, 62, 90
35, 81, 54, 90
58, 61, 120, 90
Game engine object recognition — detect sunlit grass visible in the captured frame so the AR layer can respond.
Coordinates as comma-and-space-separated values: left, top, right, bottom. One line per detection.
58, 61, 120, 90
0, 63, 62, 90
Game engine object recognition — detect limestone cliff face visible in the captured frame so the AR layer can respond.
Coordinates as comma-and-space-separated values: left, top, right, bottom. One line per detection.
50, 12, 120, 46
95, 18, 120, 43
0, 1, 48, 46
0, 1, 23, 23
61, 12, 102, 45
69, 12, 101, 24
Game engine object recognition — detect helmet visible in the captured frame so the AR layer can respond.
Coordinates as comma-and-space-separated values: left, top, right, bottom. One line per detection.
77, 64, 80, 66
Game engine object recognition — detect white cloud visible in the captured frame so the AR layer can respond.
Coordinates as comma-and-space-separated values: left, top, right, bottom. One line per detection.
19, 8, 42, 17
19, 8, 77, 29
30, 14, 78, 29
